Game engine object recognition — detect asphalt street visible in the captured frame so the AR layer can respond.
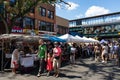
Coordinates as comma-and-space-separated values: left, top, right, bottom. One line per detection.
0, 58, 120, 80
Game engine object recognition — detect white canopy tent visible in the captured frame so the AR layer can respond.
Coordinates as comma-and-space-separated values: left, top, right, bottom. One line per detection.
100, 39, 108, 44
59, 34, 99, 43
0, 34, 42, 42
82, 36, 91, 43
58, 34, 78, 42
75, 35, 84, 42
88, 38, 99, 43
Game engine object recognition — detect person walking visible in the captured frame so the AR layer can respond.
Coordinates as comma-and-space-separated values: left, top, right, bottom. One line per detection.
94, 43, 101, 62
115, 44, 120, 67
46, 53, 53, 77
11, 46, 20, 74
52, 42, 62, 77
101, 43, 109, 63
70, 43, 76, 65
37, 39, 47, 77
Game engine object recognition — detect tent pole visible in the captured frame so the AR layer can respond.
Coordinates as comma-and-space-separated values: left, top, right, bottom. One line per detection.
1, 39, 4, 72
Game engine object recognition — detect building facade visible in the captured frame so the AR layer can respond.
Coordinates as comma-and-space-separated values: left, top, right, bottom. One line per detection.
56, 16, 69, 36
69, 12, 120, 39
23, 3, 56, 36
0, 1, 56, 36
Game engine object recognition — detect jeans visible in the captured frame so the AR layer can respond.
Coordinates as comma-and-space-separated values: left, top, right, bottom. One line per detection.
38, 58, 46, 74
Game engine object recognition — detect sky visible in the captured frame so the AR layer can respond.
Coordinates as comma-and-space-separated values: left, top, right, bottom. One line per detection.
56, 0, 120, 20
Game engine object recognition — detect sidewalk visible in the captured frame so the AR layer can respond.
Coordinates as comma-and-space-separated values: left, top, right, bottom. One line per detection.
0, 58, 120, 80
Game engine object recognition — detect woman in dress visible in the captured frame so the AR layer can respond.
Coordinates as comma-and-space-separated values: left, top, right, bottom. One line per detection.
11, 47, 20, 74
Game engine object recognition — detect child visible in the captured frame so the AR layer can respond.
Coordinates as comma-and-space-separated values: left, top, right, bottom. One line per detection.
46, 53, 53, 77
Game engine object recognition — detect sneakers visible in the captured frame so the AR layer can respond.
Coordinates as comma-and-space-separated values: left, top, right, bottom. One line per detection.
53, 73, 56, 77
102, 60, 105, 63
55, 74, 59, 78
37, 73, 41, 77
102, 60, 107, 63
53, 73, 59, 78
47, 72, 50, 77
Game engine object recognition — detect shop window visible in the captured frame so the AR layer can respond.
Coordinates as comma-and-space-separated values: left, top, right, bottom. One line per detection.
39, 7, 46, 17
48, 10, 54, 19
40, 21, 46, 31
39, 21, 54, 32
23, 17, 34, 29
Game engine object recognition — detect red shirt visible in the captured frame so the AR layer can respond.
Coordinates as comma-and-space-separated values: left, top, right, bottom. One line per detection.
53, 47, 62, 56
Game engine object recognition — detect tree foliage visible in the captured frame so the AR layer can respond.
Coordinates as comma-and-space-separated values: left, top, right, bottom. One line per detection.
0, 0, 68, 33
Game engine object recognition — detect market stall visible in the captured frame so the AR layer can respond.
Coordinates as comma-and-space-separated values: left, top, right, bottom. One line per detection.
59, 34, 99, 43
58, 34, 78, 42
0, 35, 11, 71
0, 34, 43, 72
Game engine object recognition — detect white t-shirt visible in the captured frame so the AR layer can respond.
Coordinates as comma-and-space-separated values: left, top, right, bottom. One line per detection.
102, 45, 108, 54
71, 47, 76, 53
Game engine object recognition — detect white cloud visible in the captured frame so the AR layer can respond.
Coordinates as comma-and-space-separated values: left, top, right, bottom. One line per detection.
75, 14, 83, 18
56, 3, 63, 9
85, 6, 110, 17
65, 2, 79, 10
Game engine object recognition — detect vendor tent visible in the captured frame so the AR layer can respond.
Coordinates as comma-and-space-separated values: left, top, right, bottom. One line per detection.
48, 36, 66, 42
88, 38, 99, 43
75, 35, 84, 42
100, 39, 108, 44
58, 34, 78, 42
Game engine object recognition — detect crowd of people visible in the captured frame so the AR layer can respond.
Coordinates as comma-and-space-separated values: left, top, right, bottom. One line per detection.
2, 38, 120, 78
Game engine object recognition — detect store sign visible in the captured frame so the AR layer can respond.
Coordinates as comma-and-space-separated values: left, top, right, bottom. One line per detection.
11, 26, 23, 33
23, 29, 39, 35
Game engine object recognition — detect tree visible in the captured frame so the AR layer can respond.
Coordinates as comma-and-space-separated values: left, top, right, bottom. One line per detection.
0, 1, 9, 34
0, 0, 69, 34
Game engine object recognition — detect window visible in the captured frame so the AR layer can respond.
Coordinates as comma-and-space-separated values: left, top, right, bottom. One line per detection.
69, 21, 77, 27
46, 22, 54, 31
39, 7, 46, 17
23, 17, 34, 29
40, 21, 46, 31
30, 8, 35, 13
39, 21, 54, 32
48, 10, 54, 19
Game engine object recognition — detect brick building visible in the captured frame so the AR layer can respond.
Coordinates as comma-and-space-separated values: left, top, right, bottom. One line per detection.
0, 1, 69, 35
56, 16, 69, 35
0, 1, 56, 35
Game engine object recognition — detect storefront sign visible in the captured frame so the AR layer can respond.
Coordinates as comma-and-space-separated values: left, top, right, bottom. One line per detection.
23, 29, 39, 35
11, 26, 23, 33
